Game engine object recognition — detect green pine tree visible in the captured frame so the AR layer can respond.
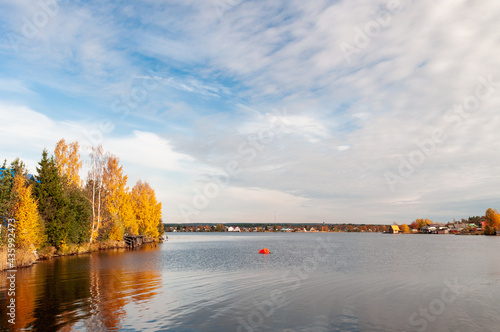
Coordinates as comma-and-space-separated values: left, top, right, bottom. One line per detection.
0, 159, 14, 218
34, 149, 92, 246
65, 185, 92, 244
10, 158, 27, 177
34, 149, 69, 247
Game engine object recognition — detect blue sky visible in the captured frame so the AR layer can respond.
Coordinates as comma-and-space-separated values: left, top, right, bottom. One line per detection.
1, 0, 499, 224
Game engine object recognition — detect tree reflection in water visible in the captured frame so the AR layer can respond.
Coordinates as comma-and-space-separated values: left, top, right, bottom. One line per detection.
0, 245, 162, 331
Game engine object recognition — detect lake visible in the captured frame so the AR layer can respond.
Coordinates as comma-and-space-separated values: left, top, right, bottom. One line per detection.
1, 233, 500, 331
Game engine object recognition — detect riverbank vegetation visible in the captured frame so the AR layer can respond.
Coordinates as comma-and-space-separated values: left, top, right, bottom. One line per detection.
0, 139, 164, 270
393, 210, 500, 235
164, 223, 390, 233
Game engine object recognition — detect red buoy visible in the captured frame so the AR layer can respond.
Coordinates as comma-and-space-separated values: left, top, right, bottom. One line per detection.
259, 248, 270, 254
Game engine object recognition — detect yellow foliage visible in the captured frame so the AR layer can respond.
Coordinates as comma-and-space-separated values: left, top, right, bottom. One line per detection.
415, 218, 432, 229
102, 155, 137, 239
122, 194, 137, 235
8, 173, 45, 249
58, 240, 69, 254
108, 221, 125, 241
131, 180, 161, 238
400, 224, 410, 233
485, 208, 500, 230
55, 138, 82, 187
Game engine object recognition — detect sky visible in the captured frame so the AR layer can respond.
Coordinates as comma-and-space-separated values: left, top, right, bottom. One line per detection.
0, 0, 499, 224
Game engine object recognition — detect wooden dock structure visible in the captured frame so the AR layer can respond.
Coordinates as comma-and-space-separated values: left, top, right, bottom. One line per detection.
124, 235, 156, 248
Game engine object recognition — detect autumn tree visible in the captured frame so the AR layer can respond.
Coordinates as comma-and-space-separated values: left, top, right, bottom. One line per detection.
54, 139, 83, 187
484, 208, 500, 235
400, 224, 410, 234
1, 158, 29, 218
131, 181, 162, 238
101, 155, 136, 241
8, 172, 45, 249
415, 218, 432, 229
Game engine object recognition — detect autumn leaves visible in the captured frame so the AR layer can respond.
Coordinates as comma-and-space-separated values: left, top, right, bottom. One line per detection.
8, 170, 45, 250
484, 208, 500, 235
1, 138, 163, 251
86, 142, 163, 243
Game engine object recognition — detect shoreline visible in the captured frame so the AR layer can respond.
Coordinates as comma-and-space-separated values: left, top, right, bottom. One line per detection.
0, 239, 161, 272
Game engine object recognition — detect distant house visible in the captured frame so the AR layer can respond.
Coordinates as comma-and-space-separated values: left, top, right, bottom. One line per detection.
227, 226, 235, 232
422, 224, 440, 234
448, 222, 468, 234
389, 225, 400, 234
437, 228, 449, 234
468, 224, 478, 232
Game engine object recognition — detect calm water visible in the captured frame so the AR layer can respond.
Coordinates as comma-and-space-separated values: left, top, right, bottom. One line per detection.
1, 233, 500, 331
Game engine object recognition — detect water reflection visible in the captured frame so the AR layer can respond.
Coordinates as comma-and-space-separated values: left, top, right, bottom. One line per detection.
2, 234, 500, 331
0, 263, 42, 331
0, 245, 162, 331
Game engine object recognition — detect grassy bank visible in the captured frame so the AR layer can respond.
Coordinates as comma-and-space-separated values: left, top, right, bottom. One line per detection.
0, 248, 38, 270
0, 240, 128, 271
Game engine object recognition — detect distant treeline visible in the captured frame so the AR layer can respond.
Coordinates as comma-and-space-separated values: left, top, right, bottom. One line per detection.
166, 210, 500, 234
0, 139, 164, 252
165, 223, 390, 232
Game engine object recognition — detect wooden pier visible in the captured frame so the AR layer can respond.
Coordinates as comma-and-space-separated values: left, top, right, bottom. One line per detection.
124, 235, 156, 248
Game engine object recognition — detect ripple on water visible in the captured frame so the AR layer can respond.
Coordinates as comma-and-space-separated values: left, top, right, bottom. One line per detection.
2, 233, 500, 331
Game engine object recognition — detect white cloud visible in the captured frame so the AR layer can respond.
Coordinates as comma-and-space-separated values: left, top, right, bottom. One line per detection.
0, 103, 79, 171
1, 0, 500, 223
105, 130, 194, 172
238, 112, 331, 143
0, 104, 205, 223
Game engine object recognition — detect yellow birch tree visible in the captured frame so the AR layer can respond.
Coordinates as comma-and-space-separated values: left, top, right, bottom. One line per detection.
55, 138, 83, 187
131, 181, 161, 238
102, 155, 137, 241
